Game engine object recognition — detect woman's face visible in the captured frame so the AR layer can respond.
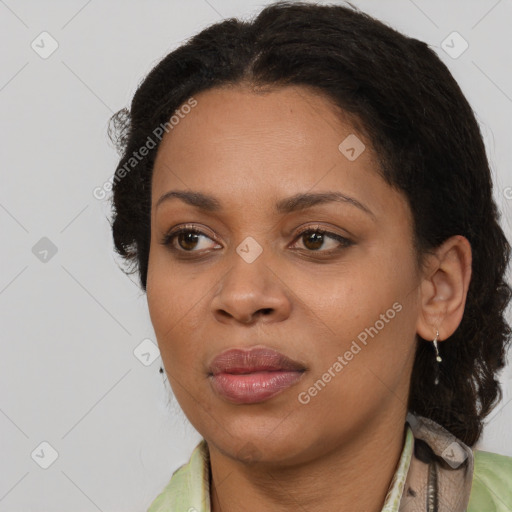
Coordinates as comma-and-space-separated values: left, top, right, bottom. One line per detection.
147, 84, 423, 464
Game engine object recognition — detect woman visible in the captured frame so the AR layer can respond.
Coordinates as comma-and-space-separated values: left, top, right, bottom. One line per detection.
107, 2, 512, 511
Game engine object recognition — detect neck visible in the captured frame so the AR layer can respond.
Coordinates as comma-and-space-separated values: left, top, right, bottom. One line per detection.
208, 410, 408, 512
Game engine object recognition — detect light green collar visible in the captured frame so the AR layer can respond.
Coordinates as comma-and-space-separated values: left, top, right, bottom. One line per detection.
147, 425, 414, 512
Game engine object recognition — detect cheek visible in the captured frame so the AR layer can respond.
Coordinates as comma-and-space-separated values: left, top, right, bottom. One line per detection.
305, 248, 413, 336
146, 254, 214, 378
306, 242, 419, 377
147, 248, 201, 329
146, 255, 186, 359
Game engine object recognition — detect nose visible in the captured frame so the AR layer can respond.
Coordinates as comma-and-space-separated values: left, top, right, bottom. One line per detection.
211, 251, 292, 325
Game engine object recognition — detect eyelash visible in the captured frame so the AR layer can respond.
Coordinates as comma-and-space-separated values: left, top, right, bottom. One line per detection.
159, 224, 353, 256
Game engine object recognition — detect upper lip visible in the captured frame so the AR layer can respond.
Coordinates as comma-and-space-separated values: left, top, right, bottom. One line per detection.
208, 347, 306, 376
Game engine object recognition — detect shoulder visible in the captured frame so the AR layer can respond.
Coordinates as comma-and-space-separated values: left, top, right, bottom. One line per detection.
467, 449, 512, 512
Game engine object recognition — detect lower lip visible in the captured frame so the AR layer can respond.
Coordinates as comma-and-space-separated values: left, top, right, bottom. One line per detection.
210, 370, 305, 404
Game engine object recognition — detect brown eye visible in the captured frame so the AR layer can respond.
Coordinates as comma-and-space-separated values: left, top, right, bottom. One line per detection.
302, 231, 325, 250
292, 227, 353, 253
177, 231, 200, 251
160, 226, 220, 253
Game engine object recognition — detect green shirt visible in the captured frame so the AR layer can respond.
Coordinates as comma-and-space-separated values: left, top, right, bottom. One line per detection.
147, 417, 512, 511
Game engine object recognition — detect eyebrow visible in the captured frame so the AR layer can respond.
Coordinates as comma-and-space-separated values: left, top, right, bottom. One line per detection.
155, 190, 375, 219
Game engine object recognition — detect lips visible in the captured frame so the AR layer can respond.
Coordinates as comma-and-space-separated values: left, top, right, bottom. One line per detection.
208, 347, 306, 376
208, 347, 306, 404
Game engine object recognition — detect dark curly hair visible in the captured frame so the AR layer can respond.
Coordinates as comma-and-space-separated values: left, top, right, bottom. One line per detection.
107, 1, 511, 446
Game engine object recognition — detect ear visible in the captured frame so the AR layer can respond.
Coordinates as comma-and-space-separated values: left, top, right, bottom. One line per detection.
416, 235, 472, 342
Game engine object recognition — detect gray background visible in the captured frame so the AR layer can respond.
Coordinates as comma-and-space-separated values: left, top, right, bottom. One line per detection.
1, 0, 511, 510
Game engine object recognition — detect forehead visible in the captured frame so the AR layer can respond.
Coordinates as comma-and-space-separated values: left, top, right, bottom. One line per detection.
154, 84, 360, 163
151, 84, 394, 220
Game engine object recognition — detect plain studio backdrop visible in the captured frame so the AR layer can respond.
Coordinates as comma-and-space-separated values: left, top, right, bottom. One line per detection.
1, 0, 511, 510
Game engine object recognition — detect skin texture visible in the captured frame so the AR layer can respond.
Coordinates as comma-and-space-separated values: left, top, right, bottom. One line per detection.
146, 84, 472, 512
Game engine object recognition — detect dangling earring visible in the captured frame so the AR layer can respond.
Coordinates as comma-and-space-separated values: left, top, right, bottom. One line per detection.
433, 330, 442, 362
433, 329, 442, 385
